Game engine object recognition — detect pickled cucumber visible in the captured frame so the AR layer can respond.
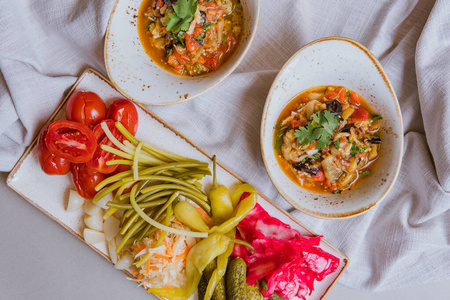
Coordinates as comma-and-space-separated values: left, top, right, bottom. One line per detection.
226, 258, 263, 300
201, 259, 227, 300
198, 274, 208, 300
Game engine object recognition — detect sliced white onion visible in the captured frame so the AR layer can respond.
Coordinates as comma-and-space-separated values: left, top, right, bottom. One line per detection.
306, 149, 319, 156
66, 190, 85, 212
84, 209, 104, 232
83, 228, 105, 245
95, 192, 114, 210
104, 216, 120, 242
83, 199, 101, 216
108, 238, 118, 264
114, 251, 134, 270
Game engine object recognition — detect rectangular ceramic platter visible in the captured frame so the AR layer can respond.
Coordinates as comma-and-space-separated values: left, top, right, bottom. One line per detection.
7, 69, 348, 300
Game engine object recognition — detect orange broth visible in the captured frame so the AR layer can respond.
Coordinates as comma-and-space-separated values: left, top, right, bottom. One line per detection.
137, 0, 244, 76
273, 86, 381, 194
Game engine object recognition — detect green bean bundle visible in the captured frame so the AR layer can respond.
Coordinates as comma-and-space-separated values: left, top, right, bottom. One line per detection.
93, 121, 212, 252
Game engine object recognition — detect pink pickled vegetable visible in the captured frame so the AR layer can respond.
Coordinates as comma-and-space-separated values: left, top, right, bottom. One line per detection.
232, 203, 339, 300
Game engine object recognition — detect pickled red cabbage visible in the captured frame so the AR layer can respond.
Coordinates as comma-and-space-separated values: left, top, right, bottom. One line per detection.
232, 203, 339, 300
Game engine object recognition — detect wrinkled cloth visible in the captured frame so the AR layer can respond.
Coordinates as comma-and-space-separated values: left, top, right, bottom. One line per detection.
1, 0, 449, 292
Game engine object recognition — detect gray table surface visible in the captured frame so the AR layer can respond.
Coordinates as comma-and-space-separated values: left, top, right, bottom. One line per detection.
1, 171, 448, 300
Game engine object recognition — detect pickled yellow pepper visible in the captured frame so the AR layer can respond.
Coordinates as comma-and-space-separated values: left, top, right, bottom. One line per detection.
174, 201, 210, 232
209, 156, 234, 225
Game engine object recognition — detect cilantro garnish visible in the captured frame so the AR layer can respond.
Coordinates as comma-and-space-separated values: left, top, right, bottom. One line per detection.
360, 170, 371, 177
221, 33, 226, 44
274, 123, 288, 150
294, 111, 340, 150
350, 143, 368, 156
372, 115, 383, 121
169, 31, 186, 46
202, 22, 216, 30
145, 23, 151, 31
164, 0, 198, 33
345, 90, 350, 97
300, 152, 321, 163
334, 137, 342, 149
332, 190, 342, 194
197, 32, 206, 40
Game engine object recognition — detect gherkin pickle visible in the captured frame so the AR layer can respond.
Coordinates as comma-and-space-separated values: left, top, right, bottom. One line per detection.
198, 274, 208, 300
201, 259, 226, 300
226, 258, 263, 300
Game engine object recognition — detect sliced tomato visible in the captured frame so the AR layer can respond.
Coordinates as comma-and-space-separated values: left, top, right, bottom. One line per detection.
86, 119, 124, 174
220, 33, 236, 53
45, 120, 97, 163
66, 91, 106, 128
325, 87, 345, 102
350, 108, 369, 122
350, 91, 360, 105
106, 99, 139, 135
184, 33, 201, 53
71, 163, 105, 199
312, 169, 325, 182
204, 51, 223, 71
36, 124, 71, 175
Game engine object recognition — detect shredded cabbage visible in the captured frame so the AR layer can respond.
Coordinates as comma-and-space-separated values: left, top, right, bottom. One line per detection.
131, 218, 197, 290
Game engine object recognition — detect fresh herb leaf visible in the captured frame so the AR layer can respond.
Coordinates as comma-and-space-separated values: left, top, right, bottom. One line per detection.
334, 137, 342, 149
145, 23, 151, 31
221, 33, 226, 44
372, 115, 383, 121
202, 22, 216, 30
350, 143, 368, 156
197, 32, 206, 40
274, 124, 288, 150
169, 31, 186, 46
300, 152, 321, 163
164, 48, 173, 59
164, 0, 198, 33
332, 190, 342, 194
294, 111, 340, 150
360, 170, 371, 177
345, 90, 350, 97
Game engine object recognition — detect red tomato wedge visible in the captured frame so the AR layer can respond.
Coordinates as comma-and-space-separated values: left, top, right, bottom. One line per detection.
66, 91, 106, 128
86, 119, 124, 174
36, 124, 71, 175
71, 163, 105, 199
350, 91, 360, 105
349, 108, 369, 122
106, 99, 139, 135
45, 120, 97, 163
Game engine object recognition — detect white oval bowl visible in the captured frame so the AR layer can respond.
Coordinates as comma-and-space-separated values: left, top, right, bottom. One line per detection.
261, 37, 404, 219
104, 0, 260, 106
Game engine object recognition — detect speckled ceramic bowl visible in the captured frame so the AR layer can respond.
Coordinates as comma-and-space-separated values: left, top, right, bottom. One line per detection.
261, 37, 403, 219
104, 0, 260, 106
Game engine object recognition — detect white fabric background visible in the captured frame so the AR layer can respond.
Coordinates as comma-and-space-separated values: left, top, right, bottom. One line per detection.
1, 0, 449, 292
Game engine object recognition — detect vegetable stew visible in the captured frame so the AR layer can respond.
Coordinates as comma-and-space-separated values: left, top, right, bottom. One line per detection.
137, 0, 244, 76
273, 86, 382, 194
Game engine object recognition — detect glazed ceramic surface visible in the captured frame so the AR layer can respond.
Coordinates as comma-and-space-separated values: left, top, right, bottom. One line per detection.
8, 69, 348, 299
261, 37, 403, 219
104, 0, 260, 106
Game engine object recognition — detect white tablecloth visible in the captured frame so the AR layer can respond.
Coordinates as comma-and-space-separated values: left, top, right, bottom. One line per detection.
1, 0, 449, 292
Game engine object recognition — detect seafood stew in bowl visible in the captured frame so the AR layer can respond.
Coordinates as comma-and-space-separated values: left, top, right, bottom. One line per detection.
138, 0, 245, 76
261, 37, 403, 219
274, 85, 382, 195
